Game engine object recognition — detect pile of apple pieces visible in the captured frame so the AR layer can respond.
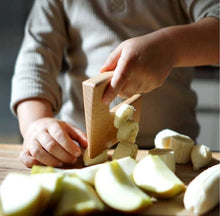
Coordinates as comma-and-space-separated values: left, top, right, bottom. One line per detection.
83, 103, 139, 166
0, 155, 186, 216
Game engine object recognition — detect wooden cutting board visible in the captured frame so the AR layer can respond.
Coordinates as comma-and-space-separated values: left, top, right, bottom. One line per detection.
82, 72, 142, 159
0, 144, 219, 216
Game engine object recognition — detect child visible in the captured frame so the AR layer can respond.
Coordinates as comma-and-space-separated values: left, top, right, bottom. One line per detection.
10, 0, 219, 167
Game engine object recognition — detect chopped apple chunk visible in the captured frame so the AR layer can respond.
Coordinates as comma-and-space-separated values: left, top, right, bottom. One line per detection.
112, 141, 138, 160
133, 155, 185, 198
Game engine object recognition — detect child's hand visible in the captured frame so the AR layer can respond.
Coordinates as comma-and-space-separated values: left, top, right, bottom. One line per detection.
19, 117, 87, 168
101, 30, 176, 104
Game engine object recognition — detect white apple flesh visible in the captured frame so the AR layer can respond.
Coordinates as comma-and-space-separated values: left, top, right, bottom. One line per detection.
95, 160, 152, 212
54, 175, 104, 216
133, 155, 185, 198
0, 173, 43, 216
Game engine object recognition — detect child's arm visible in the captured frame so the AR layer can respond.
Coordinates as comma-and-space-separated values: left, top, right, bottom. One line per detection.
101, 17, 219, 104
17, 99, 87, 168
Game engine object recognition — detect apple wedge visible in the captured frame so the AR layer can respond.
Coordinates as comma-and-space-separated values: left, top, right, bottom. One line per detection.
148, 148, 175, 173
0, 173, 44, 216
54, 175, 104, 216
112, 141, 138, 160
133, 155, 185, 198
31, 173, 64, 209
31, 156, 137, 185
95, 160, 152, 213
83, 148, 108, 166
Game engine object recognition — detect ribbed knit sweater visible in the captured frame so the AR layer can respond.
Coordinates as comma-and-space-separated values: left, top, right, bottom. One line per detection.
11, 0, 219, 147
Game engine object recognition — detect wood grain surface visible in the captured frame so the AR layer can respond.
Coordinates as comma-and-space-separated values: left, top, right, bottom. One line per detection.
0, 144, 219, 216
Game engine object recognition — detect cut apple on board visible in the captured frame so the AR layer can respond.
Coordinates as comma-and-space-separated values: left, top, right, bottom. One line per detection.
0, 173, 44, 216
54, 175, 104, 216
191, 144, 212, 171
184, 164, 220, 215
112, 141, 138, 160
95, 160, 152, 212
31, 156, 137, 186
133, 155, 185, 198
31, 173, 64, 209
148, 148, 175, 173
154, 129, 194, 164
83, 147, 108, 166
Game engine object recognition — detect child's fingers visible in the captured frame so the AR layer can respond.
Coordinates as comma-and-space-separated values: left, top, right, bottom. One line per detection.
37, 130, 78, 164
100, 45, 122, 72
19, 149, 42, 168
65, 123, 88, 148
102, 51, 133, 104
47, 122, 81, 159
119, 79, 141, 98
28, 139, 64, 167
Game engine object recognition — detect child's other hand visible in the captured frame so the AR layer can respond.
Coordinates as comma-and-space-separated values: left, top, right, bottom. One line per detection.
101, 30, 176, 104
19, 117, 87, 168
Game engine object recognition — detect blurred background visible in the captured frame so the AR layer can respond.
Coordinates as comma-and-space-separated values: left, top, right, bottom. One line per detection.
0, 1, 219, 151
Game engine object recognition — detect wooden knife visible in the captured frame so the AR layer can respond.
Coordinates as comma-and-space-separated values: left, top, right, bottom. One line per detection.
82, 71, 142, 159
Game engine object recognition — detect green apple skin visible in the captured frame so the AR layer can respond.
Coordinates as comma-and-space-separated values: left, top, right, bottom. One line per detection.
0, 173, 44, 216
133, 155, 185, 198
95, 160, 152, 213
31, 165, 55, 174
54, 175, 104, 216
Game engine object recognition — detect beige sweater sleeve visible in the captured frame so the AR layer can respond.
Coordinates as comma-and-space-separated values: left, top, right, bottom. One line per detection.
180, 0, 219, 22
10, 0, 67, 116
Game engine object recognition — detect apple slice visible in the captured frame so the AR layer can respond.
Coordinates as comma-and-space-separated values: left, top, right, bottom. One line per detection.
148, 148, 175, 173
31, 156, 137, 186
133, 155, 185, 198
0, 173, 44, 216
112, 141, 138, 160
83, 148, 108, 166
54, 175, 104, 216
95, 160, 152, 212
31, 173, 64, 209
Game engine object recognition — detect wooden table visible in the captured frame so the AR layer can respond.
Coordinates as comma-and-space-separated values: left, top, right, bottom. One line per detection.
0, 144, 219, 216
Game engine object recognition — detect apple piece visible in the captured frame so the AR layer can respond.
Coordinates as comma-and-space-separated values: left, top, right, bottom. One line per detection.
31, 165, 55, 174
31, 173, 64, 208
184, 164, 220, 215
67, 164, 103, 185
114, 103, 135, 128
133, 155, 185, 198
169, 135, 194, 164
74, 156, 137, 185
32, 156, 137, 186
154, 129, 180, 148
116, 156, 137, 179
191, 144, 212, 171
54, 176, 104, 216
112, 141, 138, 160
95, 160, 152, 212
0, 173, 44, 216
148, 148, 175, 173
116, 120, 139, 143
83, 148, 108, 166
